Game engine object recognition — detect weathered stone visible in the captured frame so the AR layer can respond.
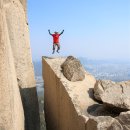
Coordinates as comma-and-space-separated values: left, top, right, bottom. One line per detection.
116, 111, 130, 130
43, 57, 96, 130
87, 116, 123, 130
19, 0, 27, 13
0, 0, 40, 130
108, 120, 123, 130
0, 2, 24, 129
94, 80, 130, 110
61, 56, 85, 82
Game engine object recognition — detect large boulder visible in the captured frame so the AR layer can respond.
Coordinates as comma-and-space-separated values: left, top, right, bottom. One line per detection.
94, 80, 130, 110
61, 56, 85, 82
2, 0, 40, 129
0, 2, 24, 129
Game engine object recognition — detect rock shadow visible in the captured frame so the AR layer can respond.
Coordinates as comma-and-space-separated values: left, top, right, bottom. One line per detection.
20, 87, 40, 130
87, 103, 128, 118
87, 88, 128, 118
87, 88, 102, 103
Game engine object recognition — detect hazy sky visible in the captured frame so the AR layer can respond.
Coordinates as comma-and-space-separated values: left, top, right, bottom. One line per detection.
28, 0, 130, 61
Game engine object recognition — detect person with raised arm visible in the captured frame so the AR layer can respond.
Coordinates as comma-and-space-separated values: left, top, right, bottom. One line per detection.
48, 30, 64, 54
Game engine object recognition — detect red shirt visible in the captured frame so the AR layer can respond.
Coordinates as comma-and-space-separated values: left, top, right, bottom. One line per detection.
52, 34, 60, 44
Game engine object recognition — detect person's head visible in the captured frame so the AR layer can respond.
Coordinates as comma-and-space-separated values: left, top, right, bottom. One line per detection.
54, 31, 58, 34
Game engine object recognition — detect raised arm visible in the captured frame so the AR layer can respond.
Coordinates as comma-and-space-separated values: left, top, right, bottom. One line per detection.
60, 30, 64, 35
48, 30, 52, 35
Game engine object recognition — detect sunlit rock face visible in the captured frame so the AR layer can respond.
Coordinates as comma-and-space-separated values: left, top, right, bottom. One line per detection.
43, 56, 130, 130
0, 1, 24, 129
43, 57, 96, 130
0, 0, 40, 130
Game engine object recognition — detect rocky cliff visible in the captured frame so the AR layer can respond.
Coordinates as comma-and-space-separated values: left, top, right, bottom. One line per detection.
43, 56, 130, 130
0, 0, 40, 130
0, 1, 24, 129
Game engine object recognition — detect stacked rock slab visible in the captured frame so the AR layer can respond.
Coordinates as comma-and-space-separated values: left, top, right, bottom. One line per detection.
43, 57, 97, 130
43, 56, 130, 130
0, 0, 24, 129
94, 80, 130, 110
0, 0, 40, 130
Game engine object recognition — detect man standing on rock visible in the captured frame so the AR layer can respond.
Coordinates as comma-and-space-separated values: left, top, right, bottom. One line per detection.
48, 30, 64, 54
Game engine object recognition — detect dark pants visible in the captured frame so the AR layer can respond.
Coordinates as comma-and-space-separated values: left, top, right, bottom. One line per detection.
53, 43, 60, 52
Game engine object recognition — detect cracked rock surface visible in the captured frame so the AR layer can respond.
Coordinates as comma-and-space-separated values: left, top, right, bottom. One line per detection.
94, 80, 130, 110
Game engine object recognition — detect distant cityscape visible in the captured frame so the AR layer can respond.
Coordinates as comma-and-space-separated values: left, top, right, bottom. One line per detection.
34, 58, 130, 82
80, 58, 130, 82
